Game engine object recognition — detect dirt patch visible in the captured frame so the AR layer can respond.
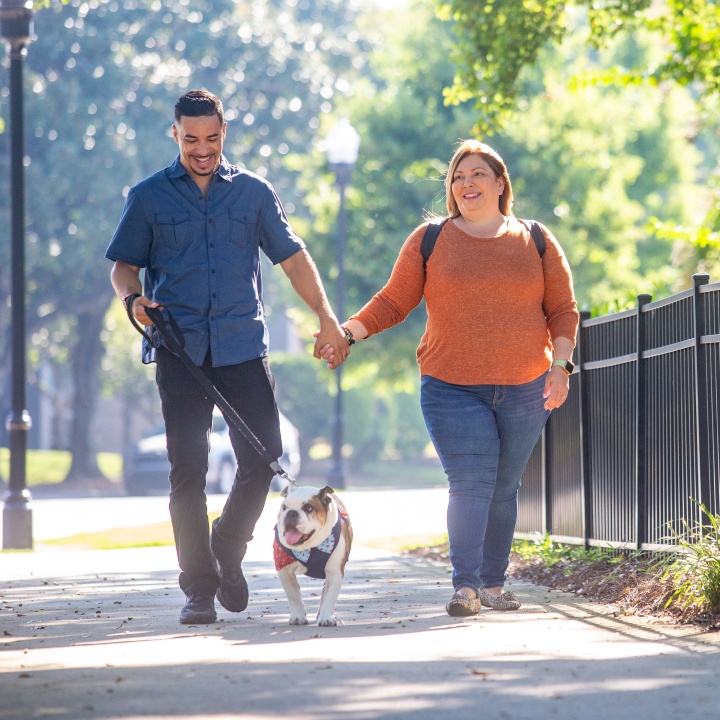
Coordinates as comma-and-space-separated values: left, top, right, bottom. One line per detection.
407, 543, 720, 630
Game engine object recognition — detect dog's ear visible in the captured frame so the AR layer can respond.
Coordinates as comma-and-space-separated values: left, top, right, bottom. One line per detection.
280, 484, 292, 498
319, 485, 335, 509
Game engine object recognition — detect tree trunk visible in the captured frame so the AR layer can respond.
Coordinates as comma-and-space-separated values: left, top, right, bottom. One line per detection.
62, 305, 110, 487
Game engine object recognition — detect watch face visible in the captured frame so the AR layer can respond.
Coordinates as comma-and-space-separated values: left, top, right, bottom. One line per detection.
554, 359, 574, 374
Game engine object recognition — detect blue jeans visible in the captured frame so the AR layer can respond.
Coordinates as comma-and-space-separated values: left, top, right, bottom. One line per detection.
420, 374, 550, 592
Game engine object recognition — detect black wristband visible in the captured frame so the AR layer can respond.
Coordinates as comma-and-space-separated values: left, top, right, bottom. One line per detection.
342, 326, 355, 346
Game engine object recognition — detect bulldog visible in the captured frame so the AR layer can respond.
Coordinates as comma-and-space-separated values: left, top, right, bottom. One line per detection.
273, 484, 352, 626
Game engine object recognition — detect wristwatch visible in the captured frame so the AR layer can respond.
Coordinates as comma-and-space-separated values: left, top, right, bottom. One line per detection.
552, 358, 575, 374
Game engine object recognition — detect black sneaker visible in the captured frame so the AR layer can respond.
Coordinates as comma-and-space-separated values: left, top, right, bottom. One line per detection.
179, 592, 217, 625
215, 563, 249, 613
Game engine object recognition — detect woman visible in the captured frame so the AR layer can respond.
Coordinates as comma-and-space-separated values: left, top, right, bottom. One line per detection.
324, 139, 578, 616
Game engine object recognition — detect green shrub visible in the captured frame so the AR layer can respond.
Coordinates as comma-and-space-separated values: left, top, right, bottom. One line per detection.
660, 503, 720, 614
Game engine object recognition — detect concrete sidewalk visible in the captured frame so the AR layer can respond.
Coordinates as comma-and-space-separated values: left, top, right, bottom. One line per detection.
1, 540, 719, 720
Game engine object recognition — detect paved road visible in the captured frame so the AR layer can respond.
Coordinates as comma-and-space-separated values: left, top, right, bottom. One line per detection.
1, 488, 719, 720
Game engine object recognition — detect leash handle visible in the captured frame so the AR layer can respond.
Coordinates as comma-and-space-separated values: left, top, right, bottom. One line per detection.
124, 294, 159, 347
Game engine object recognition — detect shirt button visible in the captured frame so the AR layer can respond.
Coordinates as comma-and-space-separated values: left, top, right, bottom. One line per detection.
210, 316, 215, 321
212, 293, 217, 298
208, 218, 213, 224
209, 243, 214, 248
211, 269, 216, 274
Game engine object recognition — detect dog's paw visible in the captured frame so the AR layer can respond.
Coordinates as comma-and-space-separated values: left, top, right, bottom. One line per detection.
288, 615, 308, 625
317, 616, 338, 627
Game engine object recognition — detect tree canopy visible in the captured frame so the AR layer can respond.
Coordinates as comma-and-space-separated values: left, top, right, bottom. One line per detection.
438, 0, 720, 135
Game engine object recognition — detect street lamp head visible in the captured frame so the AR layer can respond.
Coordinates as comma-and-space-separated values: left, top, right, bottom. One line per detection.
325, 118, 361, 167
0, 1, 34, 51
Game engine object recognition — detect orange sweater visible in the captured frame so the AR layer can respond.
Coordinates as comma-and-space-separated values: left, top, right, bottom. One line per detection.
351, 217, 579, 386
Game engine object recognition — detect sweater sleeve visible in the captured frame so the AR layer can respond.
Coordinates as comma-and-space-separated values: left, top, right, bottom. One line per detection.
350, 225, 427, 337
539, 224, 579, 346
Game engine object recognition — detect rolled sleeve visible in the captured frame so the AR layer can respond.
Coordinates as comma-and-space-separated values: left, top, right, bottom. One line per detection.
105, 185, 153, 267
258, 184, 306, 264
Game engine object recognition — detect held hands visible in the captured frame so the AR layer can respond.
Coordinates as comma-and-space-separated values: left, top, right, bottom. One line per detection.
543, 365, 570, 410
313, 321, 349, 371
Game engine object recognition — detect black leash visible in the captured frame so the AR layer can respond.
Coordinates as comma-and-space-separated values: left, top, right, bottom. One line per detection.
125, 298, 296, 488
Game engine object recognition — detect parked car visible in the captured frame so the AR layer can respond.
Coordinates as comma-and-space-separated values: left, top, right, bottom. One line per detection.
124, 410, 301, 496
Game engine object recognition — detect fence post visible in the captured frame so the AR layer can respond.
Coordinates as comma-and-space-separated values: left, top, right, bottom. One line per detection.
577, 311, 592, 550
635, 293, 652, 550
692, 273, 711, 519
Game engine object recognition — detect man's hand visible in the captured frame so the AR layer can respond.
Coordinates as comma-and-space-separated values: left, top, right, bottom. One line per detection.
314, 318, 367, 369
128, 295, 160, 326
111, 261, 160, 327
313, 322, 349, 370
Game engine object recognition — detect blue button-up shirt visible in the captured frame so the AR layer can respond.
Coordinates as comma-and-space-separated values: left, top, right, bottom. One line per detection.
106, 155, 305, 367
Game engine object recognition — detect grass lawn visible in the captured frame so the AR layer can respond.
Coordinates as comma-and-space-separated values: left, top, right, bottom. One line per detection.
301, 457, 446, 490
40, 510, 447, 553
24, 452, 446, 551
0, 448, 122, 486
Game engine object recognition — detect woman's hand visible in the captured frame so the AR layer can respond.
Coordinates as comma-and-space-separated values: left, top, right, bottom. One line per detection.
313, 332, 346, 369
543, 365, 571, 410
313, 319, 368, 370
313, 321, 349, 371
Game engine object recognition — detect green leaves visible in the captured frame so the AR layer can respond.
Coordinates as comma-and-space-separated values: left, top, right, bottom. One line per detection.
660, 502, 720, 615
437, 0, 720, 134
437, 0, 569, 134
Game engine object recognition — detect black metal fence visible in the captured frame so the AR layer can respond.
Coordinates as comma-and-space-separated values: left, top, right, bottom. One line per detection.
517, 273, 720, 551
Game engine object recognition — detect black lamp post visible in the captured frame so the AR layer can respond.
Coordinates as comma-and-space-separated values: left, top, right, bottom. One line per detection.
324, 119, 360, 490
1, 0, 34, 550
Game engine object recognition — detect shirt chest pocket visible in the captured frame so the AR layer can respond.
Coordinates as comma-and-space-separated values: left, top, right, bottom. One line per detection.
229, 209, 257, 250
153, 211, 192, 252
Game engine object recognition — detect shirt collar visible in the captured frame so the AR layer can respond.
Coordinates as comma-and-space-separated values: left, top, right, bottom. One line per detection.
167, 155, 234, 182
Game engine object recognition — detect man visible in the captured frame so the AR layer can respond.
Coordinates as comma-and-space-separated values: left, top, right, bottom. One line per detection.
106, 89, 349, 625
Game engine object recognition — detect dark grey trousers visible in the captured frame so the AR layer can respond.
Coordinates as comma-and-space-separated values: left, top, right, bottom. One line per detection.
156, 346, 282, 595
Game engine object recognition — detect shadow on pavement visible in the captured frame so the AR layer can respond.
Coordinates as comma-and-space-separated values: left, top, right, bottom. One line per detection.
2, 552, 719, 720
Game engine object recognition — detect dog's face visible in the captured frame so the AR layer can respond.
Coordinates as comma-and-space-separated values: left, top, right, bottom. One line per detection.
277, 485, 337, 552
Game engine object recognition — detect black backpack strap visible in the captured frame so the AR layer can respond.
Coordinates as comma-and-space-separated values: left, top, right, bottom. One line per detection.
422, 217, 545, 268
421, 217, 449, 271
520, 218, 546, 258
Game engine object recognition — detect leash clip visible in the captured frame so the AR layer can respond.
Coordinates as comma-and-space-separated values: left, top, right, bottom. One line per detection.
270, 462, 298, 489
